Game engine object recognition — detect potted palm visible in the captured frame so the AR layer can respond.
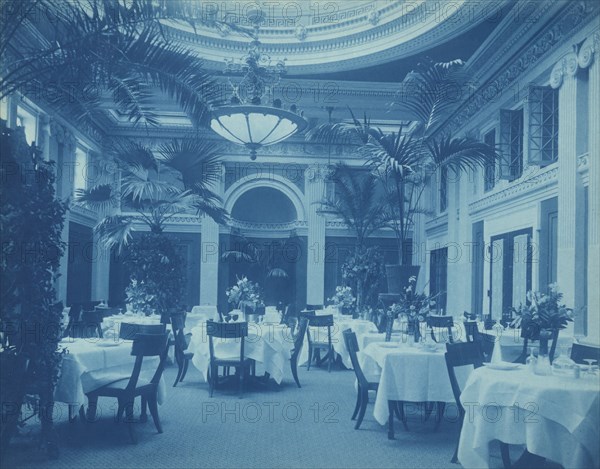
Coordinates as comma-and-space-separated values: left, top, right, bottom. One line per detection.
76, 139, 229, 318
307, 60, 499, 293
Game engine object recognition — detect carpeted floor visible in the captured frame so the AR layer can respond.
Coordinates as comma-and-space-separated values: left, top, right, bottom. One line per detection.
2, 362, 509, 469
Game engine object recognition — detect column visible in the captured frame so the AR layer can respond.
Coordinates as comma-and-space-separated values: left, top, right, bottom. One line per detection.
553, 52, 583, 309
91, 232, 110, 302
305, 165, 326, 305
580, 32, 600, 342
199, 215, 220, 305
199, 164, 224, 306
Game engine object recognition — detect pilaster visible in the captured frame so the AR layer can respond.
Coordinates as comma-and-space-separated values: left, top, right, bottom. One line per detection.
305, 165, 327, 306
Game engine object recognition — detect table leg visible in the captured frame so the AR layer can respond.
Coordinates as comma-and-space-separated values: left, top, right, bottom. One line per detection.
387, 400, 395, 440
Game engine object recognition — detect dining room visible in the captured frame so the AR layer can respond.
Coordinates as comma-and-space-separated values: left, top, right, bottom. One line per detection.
1, 1, 599, 469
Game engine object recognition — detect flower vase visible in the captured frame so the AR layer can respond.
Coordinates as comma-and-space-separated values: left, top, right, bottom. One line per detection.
408, 319, 420, 343
535, 329, 553, 375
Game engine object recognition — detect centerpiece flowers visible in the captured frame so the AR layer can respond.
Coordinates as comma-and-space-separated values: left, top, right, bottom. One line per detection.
388, 276, 434, 342
225, 276, 263, 314
510, 283, 573, 359
328, 286, 356, 315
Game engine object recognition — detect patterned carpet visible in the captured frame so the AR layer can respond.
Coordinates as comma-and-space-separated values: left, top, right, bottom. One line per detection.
2, 362, 508, 469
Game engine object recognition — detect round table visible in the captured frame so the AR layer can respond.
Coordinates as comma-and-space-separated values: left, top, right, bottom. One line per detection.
458, 365, 599, 469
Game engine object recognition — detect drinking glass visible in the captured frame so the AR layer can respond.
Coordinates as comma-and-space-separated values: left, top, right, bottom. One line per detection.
583, 359, 598, 377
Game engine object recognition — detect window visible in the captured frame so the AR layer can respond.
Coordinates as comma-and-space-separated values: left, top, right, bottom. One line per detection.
429, 247, 448, 313
439, 166, 448, 213
499, 109, 524, 181
16, 106, 37, 145
483, 129, 496, 192
528, 86, 558, 165
73, 146, 88, 194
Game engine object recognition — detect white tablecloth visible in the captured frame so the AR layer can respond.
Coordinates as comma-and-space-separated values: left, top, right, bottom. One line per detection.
298, 313, 379, 369
189, 322, 293, 385
458, 366, 599, 469
187, 306, 219, 327
55, 338, 167, 406
101, 313, 162, 337
360, 340, 472, 425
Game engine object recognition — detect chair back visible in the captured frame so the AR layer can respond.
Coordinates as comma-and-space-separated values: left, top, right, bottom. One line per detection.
427, 315, 454, 343
306, 304, 323, 311
444, 341, 483, 414
70, 310, 104, 338
307, 314, 333, 328
127, 332, 170, 391
463, 320, 480, 342
119, 322, 166, 340
343, 329, 369, 388
206, 320, 248, 363
291, 317, 309, 361
570, 343, 600, 364
478, 333, 495, 363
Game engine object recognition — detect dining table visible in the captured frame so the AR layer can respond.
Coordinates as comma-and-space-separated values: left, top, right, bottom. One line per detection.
101, 312, 163, 337
55, 337, 167, 420
188, 320, 293, 385
359, 339, 472, 439
458, 364, 599, 469
297, 310, 380, 369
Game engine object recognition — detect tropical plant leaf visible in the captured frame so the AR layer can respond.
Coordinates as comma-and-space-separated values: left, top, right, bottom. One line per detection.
74, 184, 115, 213
95, 215, 134, 252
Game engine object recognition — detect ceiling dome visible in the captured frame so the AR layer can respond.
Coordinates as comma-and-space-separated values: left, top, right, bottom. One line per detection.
162, 0, 508, 75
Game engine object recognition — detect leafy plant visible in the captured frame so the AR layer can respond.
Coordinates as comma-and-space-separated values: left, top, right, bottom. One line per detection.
328, 286, 356, 309
225, 276, 263, 311
341, 247, 386, 311
511, 284, 574, 339
122, 233, 185, 318
0, 119, 67, 454
76, 138, 228, 251
389, 276, 434, 323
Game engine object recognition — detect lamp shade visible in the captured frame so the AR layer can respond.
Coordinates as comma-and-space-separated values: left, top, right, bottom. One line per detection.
210, 105, 307, 159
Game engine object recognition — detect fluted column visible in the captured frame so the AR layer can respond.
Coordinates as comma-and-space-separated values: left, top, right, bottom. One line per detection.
305, 165, 326, 306
580, 32, 600, 342
552, 52, 583, 309
199, 164, 224, 306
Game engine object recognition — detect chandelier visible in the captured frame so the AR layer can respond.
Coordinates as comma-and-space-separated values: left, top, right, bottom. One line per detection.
210, 9, 307, 160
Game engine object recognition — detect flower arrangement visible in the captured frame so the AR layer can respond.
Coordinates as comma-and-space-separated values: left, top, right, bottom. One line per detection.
511, 284, 573, 339
389, 276, 433, 322
328, 286, 356, 309
125, 278, 157, 316
226, 276, 263, 311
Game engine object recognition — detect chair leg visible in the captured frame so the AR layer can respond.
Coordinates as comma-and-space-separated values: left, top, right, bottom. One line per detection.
307, 345, 313, 371
125, 400, 137, 444
328, 346, 333, 373
354, 388, 368, 430
115, 399, 125, 423
291, 357, 301, 388
86, 396, 98, 422
209, 365, 215, 397
387, 400, 395, 440
140, 397, 148, 422
500, 443, 511, 468
393, 401, 409, 432
452, 414, 464, 464
351, 386, 361, 420
238, 366, 245, 399
433, 402, 445, 431
173, 362, 183, 387
180, 359, 189, 382
147, 395, 162, 434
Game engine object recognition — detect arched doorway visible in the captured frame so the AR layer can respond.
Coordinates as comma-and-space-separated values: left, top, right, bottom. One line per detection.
222, 185, 303, 308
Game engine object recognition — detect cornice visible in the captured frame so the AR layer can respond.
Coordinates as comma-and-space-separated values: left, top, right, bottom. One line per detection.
469, 165, 558, 216
445, 0, 599, 134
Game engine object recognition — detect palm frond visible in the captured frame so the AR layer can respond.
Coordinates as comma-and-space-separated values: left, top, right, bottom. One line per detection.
109, 139, 158, 172
74, 184, 115, 212
427, 135, 499, 173
157, 139, 224, 189
121, 172, 181, 204
95, 215, 134, 252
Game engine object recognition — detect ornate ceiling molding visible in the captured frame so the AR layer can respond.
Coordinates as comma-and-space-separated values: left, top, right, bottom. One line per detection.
446, 0, 599, 134
162, 1, 509, 75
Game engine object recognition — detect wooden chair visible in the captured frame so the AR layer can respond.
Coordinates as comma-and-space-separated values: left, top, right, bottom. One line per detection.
119, 323, 166, 340
207, 321, 253, 398
570, 343, 600, 364
478, 333, 496, 363
445, 341, 510, 466
84, 333, 170, 444
80, 310, 104, 338
306, 314, 335, 372
170, 313, 194, 387
427, 315, 454, 343
290, 317, 308, 388
463, 320, 480, 342
343, 329, 381, 430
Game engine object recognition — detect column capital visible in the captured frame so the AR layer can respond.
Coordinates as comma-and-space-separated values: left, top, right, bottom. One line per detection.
304, 164, 332, 183
550, 52, 579, 89
578, 29, 600, 69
